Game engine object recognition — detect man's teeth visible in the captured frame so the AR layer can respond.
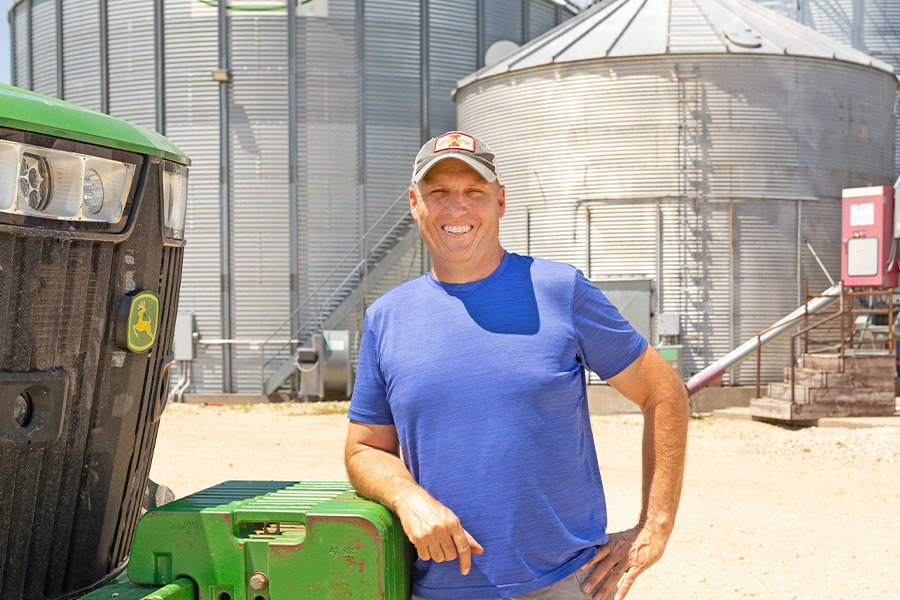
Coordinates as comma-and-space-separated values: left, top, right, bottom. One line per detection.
443, 225, 472, 234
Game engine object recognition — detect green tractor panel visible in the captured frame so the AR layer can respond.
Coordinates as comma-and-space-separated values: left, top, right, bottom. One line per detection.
0, 84, 189, 599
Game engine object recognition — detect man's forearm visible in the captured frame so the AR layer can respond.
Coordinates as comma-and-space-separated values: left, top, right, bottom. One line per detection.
638, 373, 689, 538
345, 444, 425, 513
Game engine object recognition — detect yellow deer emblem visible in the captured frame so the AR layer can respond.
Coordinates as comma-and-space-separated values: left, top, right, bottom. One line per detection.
132, 300, 154, 340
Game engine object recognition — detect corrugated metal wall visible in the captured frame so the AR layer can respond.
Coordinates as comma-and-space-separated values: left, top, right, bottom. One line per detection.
486, 0, 524, 46
8, 0, 575, 393
528, 0, 558, 38
108, 0, 156, 129
163, 0, 223, 393
752, 0, 900, 174
228, 11, 291, 392
60, 0, 101, 110
30, 0, 57, 97
428, 0, 477, 137
13, 0, 31, 89
290, 0, 361, 388
457, 55, 896, 383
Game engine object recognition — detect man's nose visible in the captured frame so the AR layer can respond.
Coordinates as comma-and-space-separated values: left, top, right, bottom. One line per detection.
445, 191, 469, 214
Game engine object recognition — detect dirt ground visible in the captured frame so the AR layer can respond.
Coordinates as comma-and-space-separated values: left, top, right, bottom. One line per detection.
149, 402, 900, 600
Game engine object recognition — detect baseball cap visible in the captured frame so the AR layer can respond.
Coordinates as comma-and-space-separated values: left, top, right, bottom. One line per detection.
412, 131, 501, 185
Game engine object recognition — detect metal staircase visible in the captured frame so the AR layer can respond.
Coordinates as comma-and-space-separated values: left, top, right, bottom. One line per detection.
262, 192, 420, 395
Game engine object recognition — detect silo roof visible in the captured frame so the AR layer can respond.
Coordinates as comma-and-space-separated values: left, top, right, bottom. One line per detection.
457, 0, 895, 90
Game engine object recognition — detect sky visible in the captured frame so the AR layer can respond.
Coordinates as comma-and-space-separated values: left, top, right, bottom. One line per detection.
0, 0, 593, 87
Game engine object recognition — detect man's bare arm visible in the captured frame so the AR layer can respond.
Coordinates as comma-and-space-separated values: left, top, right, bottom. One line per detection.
578, 344, 689, 600
345, 420, 484, 574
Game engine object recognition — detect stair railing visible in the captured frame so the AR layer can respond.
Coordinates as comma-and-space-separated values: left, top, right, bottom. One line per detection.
756, 283, 897, 402
258, 193, 416, 390
755, 283, 845, 399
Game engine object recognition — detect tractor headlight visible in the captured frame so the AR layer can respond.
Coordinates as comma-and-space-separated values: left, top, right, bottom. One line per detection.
162, 161, 188, 242
0, 139, 135, 223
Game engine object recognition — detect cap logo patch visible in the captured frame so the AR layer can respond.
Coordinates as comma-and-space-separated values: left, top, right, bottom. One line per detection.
434, 132, 475, 153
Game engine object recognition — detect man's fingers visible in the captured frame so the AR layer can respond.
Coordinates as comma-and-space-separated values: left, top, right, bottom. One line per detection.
464, 529, 485, 555
592, 564, 626, 600
439, 538, 458, 563
452, 529, 472, 575
416, 543, 432, 562
430, 540, 446, 563
613, 567, 639, 600
579, 544, 611, 571
582, 552, 619, 594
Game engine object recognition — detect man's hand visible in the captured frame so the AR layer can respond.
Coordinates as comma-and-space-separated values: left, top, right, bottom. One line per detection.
345, 420, 484, 576
395, 487, 484, 575
578, 526, 667, 600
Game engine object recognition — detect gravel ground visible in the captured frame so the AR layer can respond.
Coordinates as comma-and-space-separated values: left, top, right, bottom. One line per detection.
149, 402, 900, 600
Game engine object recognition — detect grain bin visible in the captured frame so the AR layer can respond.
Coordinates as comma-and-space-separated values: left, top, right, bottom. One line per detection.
8, 0, 577, 393
754, 0, 900, 172
455, 0, 898, 383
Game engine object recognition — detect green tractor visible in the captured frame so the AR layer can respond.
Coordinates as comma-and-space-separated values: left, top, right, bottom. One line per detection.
0, 85, 410, 600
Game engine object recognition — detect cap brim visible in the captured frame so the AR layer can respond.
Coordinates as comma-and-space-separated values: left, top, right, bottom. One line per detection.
413, 154, 498, 184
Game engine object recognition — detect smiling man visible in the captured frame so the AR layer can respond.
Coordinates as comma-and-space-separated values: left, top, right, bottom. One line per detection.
344, 132, 689, 600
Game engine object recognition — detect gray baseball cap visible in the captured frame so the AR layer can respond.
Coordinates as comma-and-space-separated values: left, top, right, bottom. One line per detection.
412, 131, 501, 185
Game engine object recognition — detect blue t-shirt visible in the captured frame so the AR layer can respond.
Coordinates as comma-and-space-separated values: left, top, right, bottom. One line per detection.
348, 252, 647, 600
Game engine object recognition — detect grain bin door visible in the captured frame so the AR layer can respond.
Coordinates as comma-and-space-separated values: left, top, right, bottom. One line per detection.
588, 278, 652, 383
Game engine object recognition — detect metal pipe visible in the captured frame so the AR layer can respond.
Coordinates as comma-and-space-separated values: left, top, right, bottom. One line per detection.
526, 206, 531, 256
217, 0, 233, 392
803, 279, 809, 354
477, 0, 485, 69
200, 338, 300, 346
55, 0, 63, 97
287, 0, 300, 395
840, 281, 845, 357
287, 0, 299, 339
27, 0, 33, 89
521, 0, 529, 43
169, 361, 192, 403
10, 2, 16, 88
154, 0, 165, 134
805, 240, 836, 286
584, 206, 591, 278
420, 0, 430, 142
686, 282, 842, 395
142, 577, 197, 600
99, 0, 109, 113
356, 0, 367, 335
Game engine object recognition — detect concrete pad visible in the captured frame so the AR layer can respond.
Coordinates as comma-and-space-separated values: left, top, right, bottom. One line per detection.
587, 384, 640, 415
712, 407, 754, 421
817, 415, 900, 429
182, 393, 291, 404
588, 384, 758, 415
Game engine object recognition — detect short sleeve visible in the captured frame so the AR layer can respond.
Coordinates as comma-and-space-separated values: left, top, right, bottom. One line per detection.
348, 312, 394, 425
572, 269, 648, 380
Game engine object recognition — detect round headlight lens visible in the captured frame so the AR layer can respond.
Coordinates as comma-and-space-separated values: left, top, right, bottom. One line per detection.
18, 153, 53, 211
82, 169, 104, 214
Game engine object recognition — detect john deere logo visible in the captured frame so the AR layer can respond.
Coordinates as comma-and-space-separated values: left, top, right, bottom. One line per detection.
117, 291, 160, 353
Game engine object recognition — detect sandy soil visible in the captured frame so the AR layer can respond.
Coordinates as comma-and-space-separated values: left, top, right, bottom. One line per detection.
149, 402, 900, 600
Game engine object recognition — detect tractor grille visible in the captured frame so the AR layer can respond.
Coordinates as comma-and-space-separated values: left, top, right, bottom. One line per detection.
0, 161, 183, 599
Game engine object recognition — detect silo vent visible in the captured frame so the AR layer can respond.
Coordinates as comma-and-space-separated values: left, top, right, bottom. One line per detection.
724, 27, 761, 49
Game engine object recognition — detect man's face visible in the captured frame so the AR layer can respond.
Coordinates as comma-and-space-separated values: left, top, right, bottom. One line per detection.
409, 158, 505, 274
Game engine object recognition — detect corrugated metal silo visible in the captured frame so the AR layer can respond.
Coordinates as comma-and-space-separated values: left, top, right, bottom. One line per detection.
455, 0, 898, 383
753, 0, 900, 172
9, 0, 577, 393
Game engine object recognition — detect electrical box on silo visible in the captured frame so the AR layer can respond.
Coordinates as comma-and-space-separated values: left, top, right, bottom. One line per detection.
841, 186, 897, 288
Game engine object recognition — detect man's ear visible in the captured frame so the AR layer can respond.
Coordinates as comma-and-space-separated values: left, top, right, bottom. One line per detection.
409, 186, 419, 221
498, 185, 506, 219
